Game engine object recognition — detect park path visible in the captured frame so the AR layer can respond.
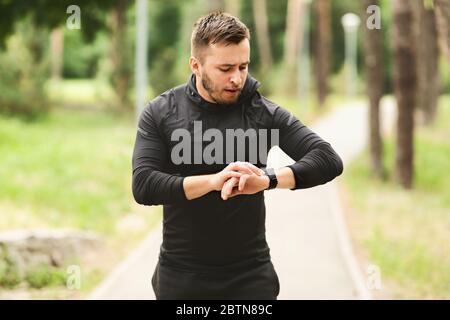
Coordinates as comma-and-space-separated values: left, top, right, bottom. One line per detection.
89, 98, 396, 300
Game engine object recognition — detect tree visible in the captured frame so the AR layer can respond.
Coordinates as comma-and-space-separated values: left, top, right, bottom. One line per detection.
109, 0, 133, 112
434, 0, 450, 63
362, 0, 385, 179
0, 1, 116, 45
314, 0, 331, 106
0, 0, 134, 114
0, 0, 110, 116
0, 17, 50, 119
148, 1, 182, 95
392, 0, 418, 189
252, 0, 273, 73
50, 28, 64, 80
283, 0, 304, 95
416, 0, 440, 125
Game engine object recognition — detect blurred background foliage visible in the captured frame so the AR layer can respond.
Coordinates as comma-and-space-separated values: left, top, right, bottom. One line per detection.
0, 0, 449, 118
0, 0, 449, 299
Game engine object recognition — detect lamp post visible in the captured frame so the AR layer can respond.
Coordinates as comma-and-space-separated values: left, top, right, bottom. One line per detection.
341, 13, 361, 98
135, 0, 148, 122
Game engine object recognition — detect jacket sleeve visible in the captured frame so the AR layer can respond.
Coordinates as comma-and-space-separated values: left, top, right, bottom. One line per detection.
132, 103, 187, 206
273, 106, 344, 189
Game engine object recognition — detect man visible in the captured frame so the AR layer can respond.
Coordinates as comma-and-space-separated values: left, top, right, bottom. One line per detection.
132, 12, 343, 300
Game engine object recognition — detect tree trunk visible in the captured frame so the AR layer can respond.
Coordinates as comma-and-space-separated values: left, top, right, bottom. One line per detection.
110, 0, 132, 112
252, 0, 273, 73
392, 0, 418, 189
50, 28, 64, 80
314, 0, 330, 106
434, 0, 450, 64
416, 1, 440, 125
283, 0, 304, 95
362, 0, 384, 179
284, 0, 303, 67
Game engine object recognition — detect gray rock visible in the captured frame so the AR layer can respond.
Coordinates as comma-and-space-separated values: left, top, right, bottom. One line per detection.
0, 229, 103, 277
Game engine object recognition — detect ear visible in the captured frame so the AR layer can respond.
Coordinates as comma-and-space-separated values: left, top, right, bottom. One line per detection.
189, 56, 201, 77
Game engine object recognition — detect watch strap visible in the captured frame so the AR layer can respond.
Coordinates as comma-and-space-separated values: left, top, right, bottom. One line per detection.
263, 167, 278, 190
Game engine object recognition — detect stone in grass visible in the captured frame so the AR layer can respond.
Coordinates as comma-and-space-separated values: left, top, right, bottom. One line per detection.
0, 229, 103, 283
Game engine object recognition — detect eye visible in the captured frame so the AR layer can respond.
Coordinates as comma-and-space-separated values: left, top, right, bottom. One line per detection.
220, 68, 231, 72
239, 66, 247, 71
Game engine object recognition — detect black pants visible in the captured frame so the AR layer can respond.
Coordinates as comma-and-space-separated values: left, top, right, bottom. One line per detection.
151, 260, 280, 300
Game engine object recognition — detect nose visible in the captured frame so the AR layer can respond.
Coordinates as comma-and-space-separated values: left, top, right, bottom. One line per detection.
230, 70, 242, 87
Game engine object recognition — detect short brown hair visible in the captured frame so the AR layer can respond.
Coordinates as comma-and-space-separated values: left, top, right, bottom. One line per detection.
191, 12, 250, 62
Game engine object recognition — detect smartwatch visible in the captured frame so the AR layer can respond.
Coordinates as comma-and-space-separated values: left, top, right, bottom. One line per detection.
263, 167, 278, 190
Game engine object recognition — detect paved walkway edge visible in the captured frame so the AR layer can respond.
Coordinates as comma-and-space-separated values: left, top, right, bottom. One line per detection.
329, 180, 372, 300
88, 226, 161, 300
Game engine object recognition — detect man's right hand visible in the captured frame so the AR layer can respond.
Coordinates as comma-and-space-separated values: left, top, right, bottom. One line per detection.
184, 162, 264, 201
210, 161, 264, 192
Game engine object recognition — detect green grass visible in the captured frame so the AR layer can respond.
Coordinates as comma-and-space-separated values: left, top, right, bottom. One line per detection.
0, 108, 163, 297
342, 96, 450, 299
45, 79, 154, 108
46, 79, 114, 106
25, 267, 67, 289
0, 109, 137, 234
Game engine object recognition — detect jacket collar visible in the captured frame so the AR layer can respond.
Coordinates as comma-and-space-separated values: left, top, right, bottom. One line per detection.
185, 73, 260, 112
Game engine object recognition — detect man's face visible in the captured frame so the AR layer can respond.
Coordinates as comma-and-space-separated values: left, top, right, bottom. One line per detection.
191, 39, 250, 105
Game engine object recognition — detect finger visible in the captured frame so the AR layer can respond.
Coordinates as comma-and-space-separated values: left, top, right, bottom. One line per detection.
246, 163, 265, 176
222, 177, 238, 200
222, 182, 234, 200
224, 162, 234, 170
239, 174, 249, 191
227, 177, 239, 194
227, 188, 242, 198
228, 162, 264, 176
225, 162, 253, 175
223, 171, 242, 180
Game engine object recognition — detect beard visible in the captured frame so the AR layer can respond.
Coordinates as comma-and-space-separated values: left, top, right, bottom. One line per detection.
201, 71, 242, 105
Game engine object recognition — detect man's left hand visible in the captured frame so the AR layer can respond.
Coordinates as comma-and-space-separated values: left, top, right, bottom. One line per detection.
221, 172, 269, 200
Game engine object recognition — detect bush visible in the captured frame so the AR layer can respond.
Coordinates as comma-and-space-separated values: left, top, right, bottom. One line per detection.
62, 30, 105, 79
0, 260, 21, 289
150, 48, 182, 95
0, 18, 50, 120
25, 266, 66, 289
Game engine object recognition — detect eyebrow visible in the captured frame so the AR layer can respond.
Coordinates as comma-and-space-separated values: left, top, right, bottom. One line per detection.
218, 61, 250, 67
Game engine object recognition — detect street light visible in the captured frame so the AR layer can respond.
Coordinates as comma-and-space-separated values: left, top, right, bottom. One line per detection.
341, 13, 361, 98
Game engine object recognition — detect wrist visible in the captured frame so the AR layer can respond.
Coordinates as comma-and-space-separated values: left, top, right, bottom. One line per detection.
209, 173, 220, 191
262, 175, 270, 190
